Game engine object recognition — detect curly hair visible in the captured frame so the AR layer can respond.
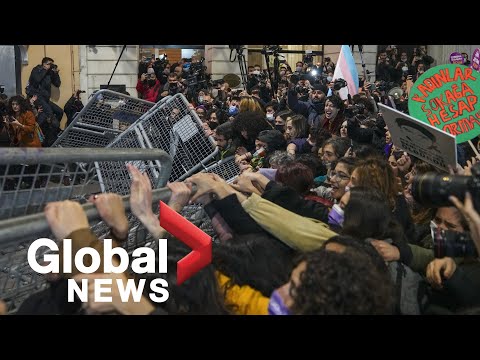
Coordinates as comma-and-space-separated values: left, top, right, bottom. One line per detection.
290, 248, 394, 315
353, 157, 400, 210
232, 111, 271, 142
269, 150, 295, 168
8, 95, 31, 115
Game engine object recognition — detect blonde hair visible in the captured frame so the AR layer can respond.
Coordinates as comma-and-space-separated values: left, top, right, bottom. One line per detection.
239, 96, 265, 114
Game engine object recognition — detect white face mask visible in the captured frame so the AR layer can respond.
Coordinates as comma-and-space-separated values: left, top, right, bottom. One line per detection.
430, 220, 438, 240
266, 113, 274, 120
327, 76, 333, 82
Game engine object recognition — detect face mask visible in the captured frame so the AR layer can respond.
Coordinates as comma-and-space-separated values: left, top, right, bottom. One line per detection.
275, 124, 285, 133
198, 96, 204, 104
211, 89, 218, 98
327, 76, 333, 82
328, 204, 345, 227
296, 67, 302, 72
322, 160, 331, 168
268, 289, 291, 315
253, 70, 260, 75
228, 106, 238, 116
147, 79, 156, 87
402, 66, 409, 73
266, 113, 274, 120
280, 71, 286, 76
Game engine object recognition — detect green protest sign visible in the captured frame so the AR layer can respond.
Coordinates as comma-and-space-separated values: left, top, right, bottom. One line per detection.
408, 64, 480, 143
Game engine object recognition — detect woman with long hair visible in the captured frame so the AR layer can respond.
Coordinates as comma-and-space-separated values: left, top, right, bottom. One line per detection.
4, 95, 41, 147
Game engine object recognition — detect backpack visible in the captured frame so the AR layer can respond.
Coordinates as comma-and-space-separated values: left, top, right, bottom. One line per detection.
32, 122, 45, 144
387, 261, 429, 315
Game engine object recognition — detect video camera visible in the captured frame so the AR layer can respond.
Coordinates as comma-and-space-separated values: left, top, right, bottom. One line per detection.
412, 163, 480, 212
412, 162, 480, 258
344, 103, 366, 119
333, 78, 347, 91
211, 79, 225, 87
376, 80, 396, 93
432, 228, 478, 258
261, 45, 281, 55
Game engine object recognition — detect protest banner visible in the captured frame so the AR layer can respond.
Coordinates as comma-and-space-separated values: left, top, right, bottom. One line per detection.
450, 52, 465, 64
379, 103, 457, 172
408, 64, 480, 144
471, 48, 480, 72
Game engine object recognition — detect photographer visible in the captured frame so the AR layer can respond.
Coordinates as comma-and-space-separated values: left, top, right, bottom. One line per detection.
136, 68, 161, 102
346, 98, 386, 154
26, 57, 63, 128
375, 51, 395, 82
287, 80, 326, 128
158, 73, 185, 100
393, 52, 416, 83
64, 90, 85, 128
419, 205, 480, 313
412, 46, 435, 70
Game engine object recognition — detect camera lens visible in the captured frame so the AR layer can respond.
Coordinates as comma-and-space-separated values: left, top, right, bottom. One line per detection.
412, 173, 471, 207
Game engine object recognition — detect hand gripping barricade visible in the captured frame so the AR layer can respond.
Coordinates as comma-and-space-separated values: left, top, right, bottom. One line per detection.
102, 93, 218, 184
202, 156, 241, 183
53, 90, 155, 148
0, 147, 173, 313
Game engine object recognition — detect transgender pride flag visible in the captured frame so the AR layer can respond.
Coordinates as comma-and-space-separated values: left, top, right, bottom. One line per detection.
332, 45, 359, 100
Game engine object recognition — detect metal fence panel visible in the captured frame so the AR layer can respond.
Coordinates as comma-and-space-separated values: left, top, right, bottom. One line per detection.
203, 156, 240, 183
106, 93, 218, 183
0, 147, 173, 313
0, 148, 171, 221
53, 90, 155, 148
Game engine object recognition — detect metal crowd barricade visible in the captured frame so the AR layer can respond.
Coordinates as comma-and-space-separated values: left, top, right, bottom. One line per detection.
53, 90, 155, 148
105, 93, 218, 183
203, 156, 240, 183
0, 147, 173, 313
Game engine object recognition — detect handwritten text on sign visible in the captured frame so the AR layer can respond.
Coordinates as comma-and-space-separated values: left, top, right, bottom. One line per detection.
408, 64, 480, 143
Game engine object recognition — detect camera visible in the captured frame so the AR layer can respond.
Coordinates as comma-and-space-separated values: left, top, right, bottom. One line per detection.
344, 103, 366, 119
433, 228, 478, 258
211, 79, 225, 87
333, 78, 347, 91
295, 84, 310, 96
412, 162, 480, 212
50, 63, 58, 71
376, 80, 396, 92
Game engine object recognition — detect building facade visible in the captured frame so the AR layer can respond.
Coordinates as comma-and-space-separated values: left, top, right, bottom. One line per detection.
1, 45, 478, 128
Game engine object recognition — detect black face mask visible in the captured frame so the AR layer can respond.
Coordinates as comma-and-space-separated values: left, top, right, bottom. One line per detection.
275, 124, 285, 133
148, 79, 156, 87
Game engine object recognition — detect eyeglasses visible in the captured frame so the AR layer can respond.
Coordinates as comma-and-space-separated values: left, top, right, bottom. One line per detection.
330, 171, 350, 181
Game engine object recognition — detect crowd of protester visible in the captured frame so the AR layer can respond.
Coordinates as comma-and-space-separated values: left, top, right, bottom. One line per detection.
2, 46, 480, 315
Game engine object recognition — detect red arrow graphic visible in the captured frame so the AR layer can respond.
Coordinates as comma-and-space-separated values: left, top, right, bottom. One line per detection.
159, 201, 212, 285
